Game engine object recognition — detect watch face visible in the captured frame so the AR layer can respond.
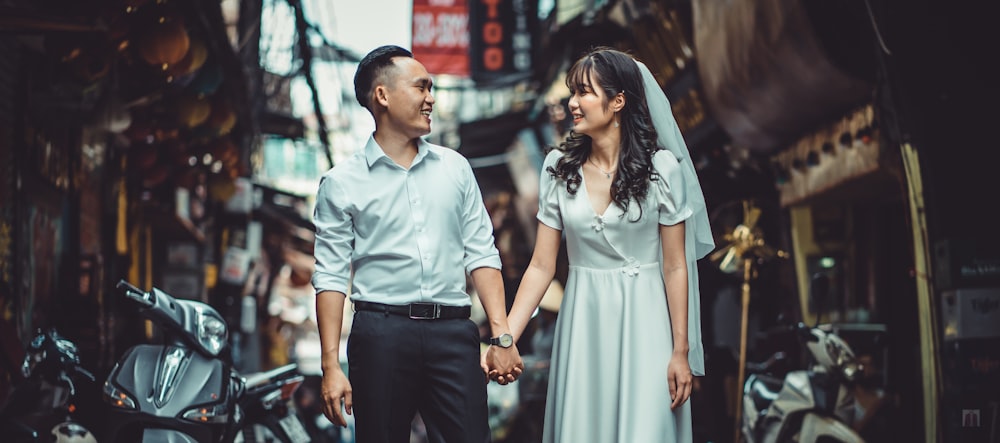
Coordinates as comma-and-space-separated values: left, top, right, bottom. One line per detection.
499, 334, 513, 347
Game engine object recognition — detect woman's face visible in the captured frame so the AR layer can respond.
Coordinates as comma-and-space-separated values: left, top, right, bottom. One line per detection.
567, 69, 619, 138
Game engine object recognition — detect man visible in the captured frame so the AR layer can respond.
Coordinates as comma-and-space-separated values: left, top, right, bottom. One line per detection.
312, 45, 523, 443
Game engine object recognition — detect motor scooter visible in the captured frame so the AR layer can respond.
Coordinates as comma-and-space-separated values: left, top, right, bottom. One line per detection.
0, 328, 99, 443
103, 280, 310, 442
740, 322, 865, 443
102, 280, 240, 442
234, 363, 311, 443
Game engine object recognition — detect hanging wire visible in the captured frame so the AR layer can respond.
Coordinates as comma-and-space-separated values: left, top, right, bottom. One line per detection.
260, 0, 302, 77
286, 0, 333, 168
259, 0, 363, 168
863, 0, 893, 56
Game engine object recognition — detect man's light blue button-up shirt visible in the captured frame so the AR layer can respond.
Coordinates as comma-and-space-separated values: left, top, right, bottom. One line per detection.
311, 135, 501, 307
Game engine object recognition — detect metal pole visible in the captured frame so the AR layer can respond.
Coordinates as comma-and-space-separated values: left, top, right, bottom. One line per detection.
734, 257, 752, 443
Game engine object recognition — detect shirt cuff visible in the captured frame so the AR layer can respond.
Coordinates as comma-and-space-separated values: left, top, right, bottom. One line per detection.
312, 273, 349, 296
465, 255, 502, 274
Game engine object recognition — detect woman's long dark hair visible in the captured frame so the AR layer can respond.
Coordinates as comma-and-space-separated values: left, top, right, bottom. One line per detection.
547, 47, 661, 220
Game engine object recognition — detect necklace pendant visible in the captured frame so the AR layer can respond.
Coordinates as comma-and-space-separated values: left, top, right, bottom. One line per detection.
590, 159, 614, 179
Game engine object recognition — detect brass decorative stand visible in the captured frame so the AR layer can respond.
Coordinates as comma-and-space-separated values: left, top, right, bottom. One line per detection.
709, 200, 786, 443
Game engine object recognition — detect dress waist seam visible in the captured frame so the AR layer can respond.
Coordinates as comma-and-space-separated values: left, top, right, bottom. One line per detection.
568, 262, 659, 272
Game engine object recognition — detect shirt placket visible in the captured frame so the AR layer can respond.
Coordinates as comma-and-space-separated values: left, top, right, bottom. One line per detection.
406, 171, 431, 300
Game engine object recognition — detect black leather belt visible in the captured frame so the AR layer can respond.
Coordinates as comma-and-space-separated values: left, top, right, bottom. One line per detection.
353, 301, 471, 320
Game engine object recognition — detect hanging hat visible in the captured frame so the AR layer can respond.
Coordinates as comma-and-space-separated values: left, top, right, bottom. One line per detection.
538, 280, 564, 313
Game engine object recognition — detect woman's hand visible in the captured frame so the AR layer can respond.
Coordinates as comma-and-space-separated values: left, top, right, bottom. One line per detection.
667, 351, 693, 409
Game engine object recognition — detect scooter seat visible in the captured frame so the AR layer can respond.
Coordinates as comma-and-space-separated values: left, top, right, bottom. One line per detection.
243, 363, 299, 389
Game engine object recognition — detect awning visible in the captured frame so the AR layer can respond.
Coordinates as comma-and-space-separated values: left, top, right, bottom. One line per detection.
692, 0, 874, 152
252, 183, 314, 251
458, 110, 532, 159
771, 104, 892, 207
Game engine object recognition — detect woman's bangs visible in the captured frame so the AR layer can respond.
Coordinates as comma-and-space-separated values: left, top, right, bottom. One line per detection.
565, 59, 595, 93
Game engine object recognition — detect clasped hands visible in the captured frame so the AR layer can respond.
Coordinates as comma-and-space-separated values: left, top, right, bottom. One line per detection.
481, 344, 524, 385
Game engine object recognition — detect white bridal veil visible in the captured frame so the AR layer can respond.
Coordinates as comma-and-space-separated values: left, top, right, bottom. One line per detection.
636, 59, 715, 375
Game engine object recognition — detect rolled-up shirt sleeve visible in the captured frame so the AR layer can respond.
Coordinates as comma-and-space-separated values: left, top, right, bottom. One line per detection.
458, 159, 502, 273
311, 175, 354, 295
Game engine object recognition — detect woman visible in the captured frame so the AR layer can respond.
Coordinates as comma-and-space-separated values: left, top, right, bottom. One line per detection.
503, 48, 715, 442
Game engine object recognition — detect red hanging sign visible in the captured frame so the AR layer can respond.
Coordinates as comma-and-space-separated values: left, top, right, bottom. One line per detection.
412, 0, 470, 77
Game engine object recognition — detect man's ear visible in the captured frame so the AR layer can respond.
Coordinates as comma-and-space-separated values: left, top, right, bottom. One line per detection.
374, 85, 389, 108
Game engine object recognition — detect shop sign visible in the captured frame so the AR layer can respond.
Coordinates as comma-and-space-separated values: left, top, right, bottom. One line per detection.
469, 0, 534, 82
935, 238, 1000, 290
941, 288, 1000, 341
412, 0, 470, 77
220, 246, 251, 285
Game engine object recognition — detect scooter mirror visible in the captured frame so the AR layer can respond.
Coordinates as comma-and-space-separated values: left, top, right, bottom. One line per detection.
808, 273, 831, 325
795, 322, 816, 342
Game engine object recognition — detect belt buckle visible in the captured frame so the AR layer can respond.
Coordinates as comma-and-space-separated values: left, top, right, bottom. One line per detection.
408, 303, 440, 320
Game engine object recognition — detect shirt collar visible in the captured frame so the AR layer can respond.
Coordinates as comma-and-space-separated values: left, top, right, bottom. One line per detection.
364, 135, 440, 168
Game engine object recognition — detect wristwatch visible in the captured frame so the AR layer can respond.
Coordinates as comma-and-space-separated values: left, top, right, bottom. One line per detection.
489, 333, 514, 348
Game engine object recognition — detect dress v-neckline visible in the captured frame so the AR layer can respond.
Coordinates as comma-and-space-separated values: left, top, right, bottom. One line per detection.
580, 169, 615, 218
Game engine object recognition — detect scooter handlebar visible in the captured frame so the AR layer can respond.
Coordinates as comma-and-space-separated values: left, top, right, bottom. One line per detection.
117, 279, 154, 307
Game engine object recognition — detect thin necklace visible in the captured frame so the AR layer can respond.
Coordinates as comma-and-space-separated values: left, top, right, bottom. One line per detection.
589, 159, 616, 179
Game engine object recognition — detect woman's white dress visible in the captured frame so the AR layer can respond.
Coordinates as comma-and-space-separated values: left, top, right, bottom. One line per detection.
537, 148, 704, 443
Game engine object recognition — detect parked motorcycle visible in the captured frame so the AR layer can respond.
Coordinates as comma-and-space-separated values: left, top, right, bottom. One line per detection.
235, 363, 310, 443
740, 322, 865, 443
102, 280, 309, 442
0, 328, 98, 443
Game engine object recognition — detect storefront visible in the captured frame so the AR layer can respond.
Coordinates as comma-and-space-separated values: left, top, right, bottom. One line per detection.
0, 0, 254, 381
691, 0, 1000, 440
769, 103, 921, 442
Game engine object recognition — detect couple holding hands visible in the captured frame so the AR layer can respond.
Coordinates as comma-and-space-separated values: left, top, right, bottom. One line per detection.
311, 45, 713, 443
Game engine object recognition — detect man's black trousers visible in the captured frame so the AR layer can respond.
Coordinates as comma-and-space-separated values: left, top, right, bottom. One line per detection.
347, 310, 490, 443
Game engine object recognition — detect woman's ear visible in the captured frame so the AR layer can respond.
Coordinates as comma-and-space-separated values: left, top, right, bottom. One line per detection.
612, 92, 625, 113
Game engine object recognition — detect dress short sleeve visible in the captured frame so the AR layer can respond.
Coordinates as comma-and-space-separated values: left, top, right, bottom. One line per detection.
652, 149, 694, 226
536, 150, 564, 230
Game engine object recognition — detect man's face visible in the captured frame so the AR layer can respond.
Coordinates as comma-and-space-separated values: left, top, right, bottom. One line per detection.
379, 57, 435, 138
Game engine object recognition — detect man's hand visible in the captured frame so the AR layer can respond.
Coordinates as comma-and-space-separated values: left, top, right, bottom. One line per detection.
320, 367, 353, 426
486, 345, 524, 385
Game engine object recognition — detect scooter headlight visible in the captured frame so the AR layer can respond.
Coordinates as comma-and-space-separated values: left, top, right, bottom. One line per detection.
195, 305, 228, 356
103, 380, 138, 410
182, 402, 230, 424
823, 334, 858, 378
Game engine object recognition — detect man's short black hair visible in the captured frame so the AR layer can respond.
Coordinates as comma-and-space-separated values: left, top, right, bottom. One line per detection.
354, 45, 413, 111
